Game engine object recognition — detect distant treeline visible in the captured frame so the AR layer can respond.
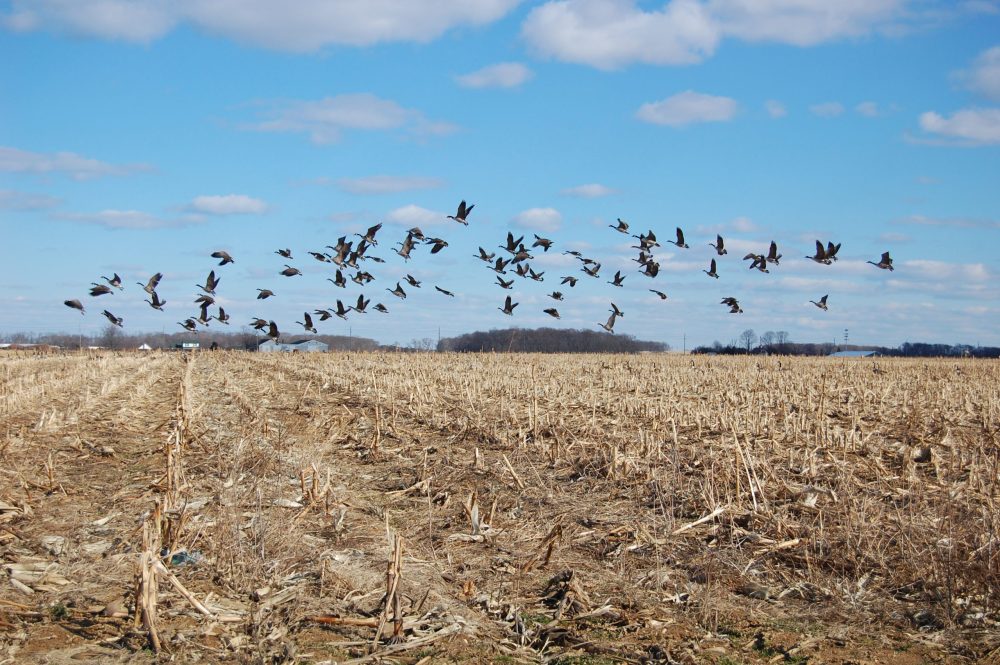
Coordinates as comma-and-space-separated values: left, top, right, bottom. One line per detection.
0, 329, 381, 351
438, 327, 669, 353
692, 330, 1000, 358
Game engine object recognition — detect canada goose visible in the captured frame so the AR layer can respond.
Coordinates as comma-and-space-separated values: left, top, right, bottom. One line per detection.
352, 271, 374, 285
806, 240, 831, 264
810, 294, 829, 311
515, 262, 530, 278
710, 235, 727, 255
64, 299, 85, 314
563, 250, 583, 257
267, 321, 279, 340
610, 218, 629, 234
641, 261, 660, 278
499, 232, 524, 255
634, 249, 653, 265
308, 251, 330, 262
275, 248, 292, 259
448, 200, 474, 225
313, 309, 333, 322
766, 241, 781, 265
704, 259, 719, 279
280, 265, 302, 277
475, 247, 496, 262
102, 310, 123, 327
543, 308, 560, 319
194, 294, 215, 306
826, 242, 841, 262
582, 262, 601, 278
868, 251, 894, 271
374, 303, 389, 313
598, 312, 616, 333
298, 312, 317, 333
366, 255, 386, 264
609, 303, 625, 318
435, 286, 455, 297
195, 303, 212, 326
632, 230, 660, 250
356, 222, 383, 245
549, 291, 564, 301
387, 282, 407, 299
498, 295, 518, 315
669, 227, 689, 249
354, 294, 370, 312
216, 307, 230, 324
561, 276, 579, 287
532, 234, 554, 252
198, 270, 221, 294
490, 257, 511, 274
178, 318, 198, 332
426, 237, 448, 254
137, 272, 162, 295
528, 267, 545, 282
744, 254, 769, 273
511, 246, 533, 263
650, 289, 668, 300
496, 276, 514, 289
101, 273, 124, 290
343, 251, 359, 270
256, 289, 275, 299
89, 284, 113, 297
405, 274, 422, 288
211, 250, 235, 266
250, 318, 268, 330
395, 233, 415, 261
334, 300, 351, 320
608, 270, 625, 287
145, 292, 166, 311
328, 270, 347, 288
721, 297, 743, 314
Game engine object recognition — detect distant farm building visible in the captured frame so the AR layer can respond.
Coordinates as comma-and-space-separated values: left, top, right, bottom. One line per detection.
830, 350, 878, 358
175, 341, 200, 350
258, 339, 329, 353
137, 343, 153, 351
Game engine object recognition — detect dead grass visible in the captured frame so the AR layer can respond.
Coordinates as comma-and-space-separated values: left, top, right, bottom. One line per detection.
0, 351, 998, 663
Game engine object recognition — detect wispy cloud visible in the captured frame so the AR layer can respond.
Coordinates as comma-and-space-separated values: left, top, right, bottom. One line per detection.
512, 207, 562, 232
456, 62, 533, 89
895, 214, 1000, 229
764, 99, 787, 118
246, 93, 458, 144
917, 107, 1000, 145
333, 175, 445, 195
560, 183, 617, 198
57, 209, 199, 230
855, 101, 880, 117
636, 90, 738, 127
187, 194, 268, 215
0, 145, 152, 180
0, 189, 60, 210
957, 44, 1000, 101
810, 101, 845, 117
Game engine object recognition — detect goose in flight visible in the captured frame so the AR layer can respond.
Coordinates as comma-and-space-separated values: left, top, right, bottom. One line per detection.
448, 200, 474, 225
145, 291, 166, 311
256, 289, 275, 299
511, 246, 533, 263
280, 265, 302, 277
334, 300, 351, 320
64, 299, 85, 314
641, 261, 660, 278
267, 321, 279, 340
89, 284, 114, 297
704, 258, 719, 279
548, 291, 564, 301
868, 251, 894, 271
825, 242, 841, 262
598, 312, 617, 334
194, 294, 215, 306
374, 303, 389, 313
395, 233, 416, 261
354, 294, 371, 312
515, 262, 529, 278
609, 303, 625, 318
216, 307, 230, 324
709, 235, 727, 256
313, 309, 333, 322
499, 232, 524, 255
178, 318, 198, 332
721, 297, 743, 314
275, 248, 292, 259
766, 241, 782, 265
744, 253, 769, 273
308, 251, 330, 263
561, 276, 579, 287
405, 274, 422, 288
489, 257, 511, 274
806, 240, 831, 265
351, 270, 374, 285
650, 289, 668, 300
435, 286, 456, 297
610, 218, 629, 234
211, 250, 235, 266
297, 312, 317, 333
426, 237, 448, 254
632, 230, 660, 249
608, 270, 625, 287
532, 235, 554, 252
356, 222, 383, 245
250, 318, 268, 330
100, 273, 124, 290
528, 267, 545, 282
328, 270, 347, 288
137, 272, 162, 295
387, 282, 407, 299
543, 308, 560, 319
498, 295, 518, 315
195, 303, 212, 326
582, 262, 601, 278
496, 276, 514, 289
198, 270, 221, 294
669, 227, 689, 249
102, 310, 123, 328
475, 247, 496, 263
810, 294, 829, 311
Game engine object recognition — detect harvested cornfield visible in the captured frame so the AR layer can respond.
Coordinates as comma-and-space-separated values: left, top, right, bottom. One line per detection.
1, 351, 998, 663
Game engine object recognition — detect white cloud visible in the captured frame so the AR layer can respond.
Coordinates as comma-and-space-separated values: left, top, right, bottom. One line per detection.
918, 108, 1000, 145
385, 204, 447, 227
456, 62, 533, 89
896, 214, 1000, 230
521, 0, 720, 70
521, 0, 909, 70
0, 145, 151, 180
335, 175, 444, 195
2, 0, 520, 50
764, 99, 786, 118
636, 90, 737, 126
512, 207, 563, 232
902, 259, 991, 282
810, 101, 845, 117
730, 216, 757, 232
188, 194, 267, 215
879, 232, 911, 243
0, 189, 60, 210
856, 101, 879, 116
58, 209, 195, 229
248, 93, 457, 144
960, 45, 1000, 101
560, 183, 617, 198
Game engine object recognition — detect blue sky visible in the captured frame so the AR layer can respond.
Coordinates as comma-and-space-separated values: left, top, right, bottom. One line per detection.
2, 0, 999, 349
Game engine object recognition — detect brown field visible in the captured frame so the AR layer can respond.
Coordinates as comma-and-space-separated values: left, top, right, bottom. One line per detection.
1, 351, 998, 664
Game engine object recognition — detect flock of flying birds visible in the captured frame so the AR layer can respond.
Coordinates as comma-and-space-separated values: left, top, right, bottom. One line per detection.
62, 199, 896, 340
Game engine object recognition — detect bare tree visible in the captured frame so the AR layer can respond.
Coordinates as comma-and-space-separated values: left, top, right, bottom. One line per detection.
760, 331, 776, 351
739, 329, 757, 354
99, 323, 123, 350
776, 330, 790, 353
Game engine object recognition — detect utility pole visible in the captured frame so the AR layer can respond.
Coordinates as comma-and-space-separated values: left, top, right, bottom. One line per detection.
683, 333, 686, 354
